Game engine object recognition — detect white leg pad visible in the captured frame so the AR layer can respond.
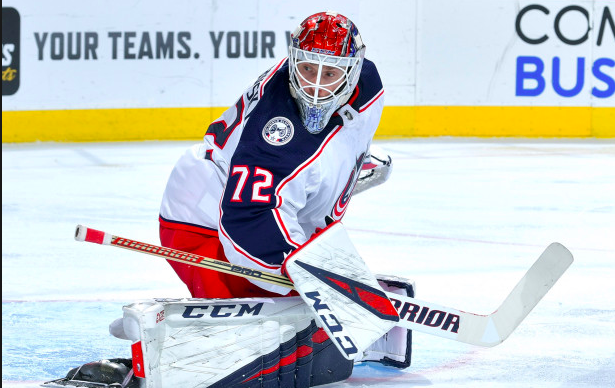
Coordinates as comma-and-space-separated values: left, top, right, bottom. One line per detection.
118, 297, 314, 388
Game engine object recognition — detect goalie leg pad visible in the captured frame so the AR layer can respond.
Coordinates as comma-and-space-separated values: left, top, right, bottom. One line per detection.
278, 325, 299, 388
294, 319, 316, 388
118, 297, 353, 388
310, 328, 354, 386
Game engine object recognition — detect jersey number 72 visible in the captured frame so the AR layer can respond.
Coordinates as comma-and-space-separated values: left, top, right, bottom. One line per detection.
230, 166, 274, 203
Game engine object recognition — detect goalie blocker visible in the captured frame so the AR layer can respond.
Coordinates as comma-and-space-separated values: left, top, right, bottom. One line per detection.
283, 221, 403, 362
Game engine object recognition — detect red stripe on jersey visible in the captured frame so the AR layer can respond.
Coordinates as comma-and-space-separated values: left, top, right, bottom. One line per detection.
271, 210, 300, 249
273, 125, 343, 247
347, 85, 360, 107
359, 89, 384, 112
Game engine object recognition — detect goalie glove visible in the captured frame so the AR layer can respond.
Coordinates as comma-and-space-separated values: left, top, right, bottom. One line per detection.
354, 144, 393, 195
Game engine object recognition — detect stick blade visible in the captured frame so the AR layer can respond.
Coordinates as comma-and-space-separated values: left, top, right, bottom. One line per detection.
483, 242, 574, 346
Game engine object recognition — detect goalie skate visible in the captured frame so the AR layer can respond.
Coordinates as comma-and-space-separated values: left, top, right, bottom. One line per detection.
42, 358, 139, 388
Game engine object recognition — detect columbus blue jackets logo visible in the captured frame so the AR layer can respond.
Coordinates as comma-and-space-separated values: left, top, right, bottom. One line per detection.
262, 117, 294, 146
331, 152, 366, 219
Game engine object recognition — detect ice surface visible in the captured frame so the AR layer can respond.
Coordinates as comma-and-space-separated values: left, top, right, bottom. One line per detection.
3, 139, 615, 387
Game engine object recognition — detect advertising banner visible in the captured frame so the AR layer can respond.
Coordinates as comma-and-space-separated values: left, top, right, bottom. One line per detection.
2, 1, 613, 141
2, 7, 20, 96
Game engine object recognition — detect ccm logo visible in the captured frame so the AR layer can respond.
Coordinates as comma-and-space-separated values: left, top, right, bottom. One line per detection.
305, 291, 358, 357
182, 303, 264, 318
391, 298, 460, 333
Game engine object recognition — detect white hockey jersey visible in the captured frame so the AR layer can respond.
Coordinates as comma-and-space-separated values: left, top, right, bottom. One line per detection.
160, 57, 384, 294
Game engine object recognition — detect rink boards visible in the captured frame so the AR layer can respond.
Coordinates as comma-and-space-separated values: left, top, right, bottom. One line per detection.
2, 0, 614, 141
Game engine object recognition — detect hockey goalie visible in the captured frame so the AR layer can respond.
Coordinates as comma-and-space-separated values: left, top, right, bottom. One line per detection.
45, 9, 574, 388
44, 11, 406, 388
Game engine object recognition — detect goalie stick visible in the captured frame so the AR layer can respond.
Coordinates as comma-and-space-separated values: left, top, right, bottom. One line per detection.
74, 224, 573, 347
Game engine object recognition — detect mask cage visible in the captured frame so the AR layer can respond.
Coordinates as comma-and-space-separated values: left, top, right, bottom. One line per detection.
289, 46, 365, 133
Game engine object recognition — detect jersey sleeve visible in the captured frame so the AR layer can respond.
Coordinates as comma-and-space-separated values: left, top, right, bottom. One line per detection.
203, 58, 289, 171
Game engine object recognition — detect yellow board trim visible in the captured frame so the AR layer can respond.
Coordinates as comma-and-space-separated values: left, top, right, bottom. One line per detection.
379, 106, 614, 138
1, 107, 226, 143
2, 106, 614, 143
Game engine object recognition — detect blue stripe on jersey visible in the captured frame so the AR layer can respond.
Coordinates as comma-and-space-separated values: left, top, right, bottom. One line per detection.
221, 60, 382, 267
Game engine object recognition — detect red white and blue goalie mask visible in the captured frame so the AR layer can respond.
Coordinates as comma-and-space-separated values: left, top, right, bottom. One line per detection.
289, 12, 366, 133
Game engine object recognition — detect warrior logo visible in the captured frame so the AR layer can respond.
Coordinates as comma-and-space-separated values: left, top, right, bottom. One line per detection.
262, 116, 294, 146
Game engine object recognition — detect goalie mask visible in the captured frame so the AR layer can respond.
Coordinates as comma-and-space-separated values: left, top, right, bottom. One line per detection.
289, 12, 366, 134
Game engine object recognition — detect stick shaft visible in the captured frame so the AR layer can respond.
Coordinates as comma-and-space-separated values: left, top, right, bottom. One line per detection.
75, 225, 294, 289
